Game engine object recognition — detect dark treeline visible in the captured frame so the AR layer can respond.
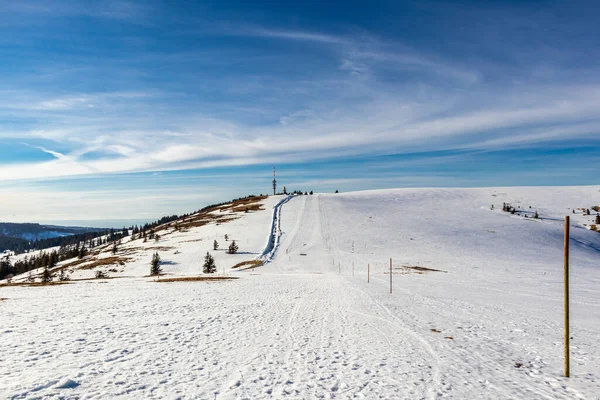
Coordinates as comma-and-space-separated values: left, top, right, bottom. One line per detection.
1, 228, 128, 254
0, 229, 131, 280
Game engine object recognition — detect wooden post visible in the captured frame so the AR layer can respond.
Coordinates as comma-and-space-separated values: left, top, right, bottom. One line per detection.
389, 258, 392, 294
368, 263, 370, 283
564, 216, 570, 378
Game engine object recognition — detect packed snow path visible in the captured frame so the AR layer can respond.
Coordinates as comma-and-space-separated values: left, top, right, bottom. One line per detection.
2, 188, 600, 399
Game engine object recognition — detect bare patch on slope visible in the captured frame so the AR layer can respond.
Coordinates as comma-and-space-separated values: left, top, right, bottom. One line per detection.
232, 260, 263, 270
155, 276, 239, 283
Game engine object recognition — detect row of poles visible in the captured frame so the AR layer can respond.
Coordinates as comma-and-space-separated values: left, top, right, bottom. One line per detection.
339, 258, 394, 294
335, 216, 572, 378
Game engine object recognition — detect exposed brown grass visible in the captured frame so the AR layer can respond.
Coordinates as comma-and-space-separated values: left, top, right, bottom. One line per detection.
155, 276, 239, 283
592, 206, 600, 212
71, 276, 129, 282
59, 257, 90, 270
144, 246, 175, 251
0, 281, 71, 287
393, 265, 447, 274
151, 196, 266, 235
77, 256, 133, 270
232, 203, 264, 213
0, 297, 7, 301
232, 260, 263, 270
590, 225, 598, 232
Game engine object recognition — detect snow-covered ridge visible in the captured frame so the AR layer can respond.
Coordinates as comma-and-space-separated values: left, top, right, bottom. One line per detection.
1, 187, 599, 399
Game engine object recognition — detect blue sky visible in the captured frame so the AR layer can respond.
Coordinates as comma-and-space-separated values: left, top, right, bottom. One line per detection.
1, 0, 599, 225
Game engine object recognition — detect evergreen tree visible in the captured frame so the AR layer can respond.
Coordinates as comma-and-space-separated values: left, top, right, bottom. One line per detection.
310, 191, 313, 195
0, 256, 13, 281
534, 211, 539, 219
41, 265, 52, 283
224, 234, 229, 241
59, 268, 70, 281
150, 252, 162, 275
213, 240, 219, 250
203, 252, 216, 274
228, 240, 239, 254
112, 243, 118, 254
78, 245, 87, 259
596, 213, 600, 224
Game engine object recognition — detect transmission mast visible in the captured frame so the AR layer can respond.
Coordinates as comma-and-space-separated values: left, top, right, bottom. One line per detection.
272, 167, 277, 195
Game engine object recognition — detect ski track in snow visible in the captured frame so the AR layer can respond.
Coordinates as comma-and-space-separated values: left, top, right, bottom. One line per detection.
1, 187, 600, 399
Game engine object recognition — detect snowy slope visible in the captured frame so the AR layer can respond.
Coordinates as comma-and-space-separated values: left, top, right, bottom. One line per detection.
1, 187, 599, 399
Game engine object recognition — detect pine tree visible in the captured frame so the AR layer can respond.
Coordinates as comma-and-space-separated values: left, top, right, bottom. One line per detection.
310, 191, 313, 195
224, 234, 229, 241
228, 240, 239, 254
203, 252, 216, 274
78, 245, 87, 259
596, 213, 600, 224
41, 265, 52, 283
59, 268, 70, 281
150, 252, 162, 275
213, 240, 219, 250
112, 243, 118, 254
534, 211, 539, 219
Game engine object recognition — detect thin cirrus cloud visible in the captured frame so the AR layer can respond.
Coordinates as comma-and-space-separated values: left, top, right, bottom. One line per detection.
0, 0, 599, 203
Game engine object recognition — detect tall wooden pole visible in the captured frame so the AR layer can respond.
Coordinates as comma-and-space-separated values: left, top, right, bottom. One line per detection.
389, 258, 392, 294
564, 216, 570, 378
368, 264, 370, 283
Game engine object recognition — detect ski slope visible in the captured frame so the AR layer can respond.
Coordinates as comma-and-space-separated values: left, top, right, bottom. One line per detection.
1, 187, 600, 399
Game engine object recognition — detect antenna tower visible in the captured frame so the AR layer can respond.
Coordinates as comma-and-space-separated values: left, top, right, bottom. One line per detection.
272, 167, 277, 195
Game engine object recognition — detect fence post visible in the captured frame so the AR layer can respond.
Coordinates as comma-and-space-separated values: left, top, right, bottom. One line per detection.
389, 258, 392, 294
564, 216, 570, 378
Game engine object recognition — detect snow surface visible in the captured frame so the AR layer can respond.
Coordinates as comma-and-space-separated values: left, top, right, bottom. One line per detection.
1, 187, 600, 399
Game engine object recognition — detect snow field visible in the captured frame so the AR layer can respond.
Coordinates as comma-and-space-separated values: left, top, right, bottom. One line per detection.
1, 187, 599, 399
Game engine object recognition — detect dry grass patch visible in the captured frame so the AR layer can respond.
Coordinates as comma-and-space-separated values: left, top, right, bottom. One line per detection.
232, 203, 264, 213
145, 246, 175, 251
590, 225, 598, 232
155, 276, 239, 283
0, 281, 71, 288
78, 256, 133, 270
60, 257, 90, 270
390, 265, 447, 275
232, 260, 263, 270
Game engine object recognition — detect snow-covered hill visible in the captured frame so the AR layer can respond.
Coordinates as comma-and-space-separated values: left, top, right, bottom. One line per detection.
1, 187, 599, 399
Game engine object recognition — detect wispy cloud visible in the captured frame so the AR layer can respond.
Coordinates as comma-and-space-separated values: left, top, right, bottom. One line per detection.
1, 1, 599, 190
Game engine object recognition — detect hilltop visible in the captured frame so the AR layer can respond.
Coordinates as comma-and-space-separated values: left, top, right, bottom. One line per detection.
1, 187, 599, 399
